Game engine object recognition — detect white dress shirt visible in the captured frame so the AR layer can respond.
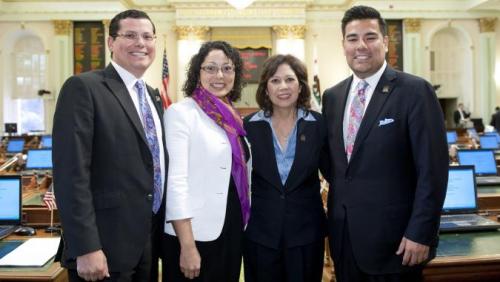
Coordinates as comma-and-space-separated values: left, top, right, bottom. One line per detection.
111, 60, 166, 195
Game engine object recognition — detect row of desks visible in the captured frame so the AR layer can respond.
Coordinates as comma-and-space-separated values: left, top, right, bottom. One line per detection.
2, 187, 500, 281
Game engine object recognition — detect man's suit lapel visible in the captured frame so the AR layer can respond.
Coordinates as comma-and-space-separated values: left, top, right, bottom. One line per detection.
284, 118, 313, 192
102, 64, 148, 146
350, 67, 397, 161
334, 77, 353, 167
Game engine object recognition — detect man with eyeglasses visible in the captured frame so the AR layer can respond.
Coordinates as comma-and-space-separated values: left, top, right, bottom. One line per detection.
53, 9, 168, 282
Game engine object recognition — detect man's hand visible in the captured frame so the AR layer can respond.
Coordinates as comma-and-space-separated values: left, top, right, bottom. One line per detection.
396, 237, 429, 266
76, 250, 110, 281
179, 245, 201, 279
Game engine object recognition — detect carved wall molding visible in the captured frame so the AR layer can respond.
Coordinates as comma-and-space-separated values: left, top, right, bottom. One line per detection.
479, 17, 497, 33
272, 25, 306, 39
404, 18, 421, 33
53, 20, 72, 35
173, 25, 210, 40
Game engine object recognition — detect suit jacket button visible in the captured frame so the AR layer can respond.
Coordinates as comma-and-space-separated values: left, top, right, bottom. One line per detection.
146, 194, 153, 201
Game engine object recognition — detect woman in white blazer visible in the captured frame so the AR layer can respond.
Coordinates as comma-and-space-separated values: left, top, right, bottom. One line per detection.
162, 41, 251, 282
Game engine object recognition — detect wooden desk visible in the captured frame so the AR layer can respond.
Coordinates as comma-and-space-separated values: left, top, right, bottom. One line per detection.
478, 186, 500, 211
0, 230, 67, 282
424, 231, 500, 282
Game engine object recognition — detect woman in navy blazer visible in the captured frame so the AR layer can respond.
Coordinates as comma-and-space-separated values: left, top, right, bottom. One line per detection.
243, 54, 330, 282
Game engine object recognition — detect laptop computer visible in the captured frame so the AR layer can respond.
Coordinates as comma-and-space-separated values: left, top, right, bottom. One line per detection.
447, 131, 458, 144
479, 135, 500, 150
25, 148, 52, 171
40, 135, 52, 148
0, 175, 22, 239
457, 149, 500, 185
6, 139, 24, 154
440, 166, 500, 232
484, 131, 500, 143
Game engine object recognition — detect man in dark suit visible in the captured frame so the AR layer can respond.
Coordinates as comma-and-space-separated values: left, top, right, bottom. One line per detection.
322, 6, 448, 282
453, 103, 471, 128
53, 9, 168, 281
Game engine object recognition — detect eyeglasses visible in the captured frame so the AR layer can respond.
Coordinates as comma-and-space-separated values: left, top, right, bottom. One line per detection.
115, 32, 156, 42
201, 64, 235, 75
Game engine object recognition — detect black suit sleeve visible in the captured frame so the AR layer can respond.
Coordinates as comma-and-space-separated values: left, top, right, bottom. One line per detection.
53, 75, 102, 259
404, 80, 448, 246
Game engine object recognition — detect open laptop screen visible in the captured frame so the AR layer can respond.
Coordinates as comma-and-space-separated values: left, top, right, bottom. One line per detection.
443, 166, 477, 213
457, 150, 497, 175
26, 149, 52, 170
0, 176, 21, 224
6, 139, 24, 153
485, 131, 500, 143
447, 131, 458, 144
480, 135, 499, 149
41, 135, 52, 148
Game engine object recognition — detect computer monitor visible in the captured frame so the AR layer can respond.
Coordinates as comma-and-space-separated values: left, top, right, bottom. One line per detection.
4, 123, 17, 134
447, 131, 458, 144
443, 166, 477, 213
0, 175, 22, 224
484, 131, 500, 143
457, 149, 498, 176
25, 149, 52, 170
6, 139, 24, 153
41, 135, 52, 148
479, 135, 499, 149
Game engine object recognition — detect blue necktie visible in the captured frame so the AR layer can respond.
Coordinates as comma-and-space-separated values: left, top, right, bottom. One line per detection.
135, 80, 162, 213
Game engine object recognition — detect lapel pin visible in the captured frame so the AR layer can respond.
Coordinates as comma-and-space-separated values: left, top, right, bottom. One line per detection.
382, 85, 390, 93
300, 134, 306, 142
155, 96, 161, 102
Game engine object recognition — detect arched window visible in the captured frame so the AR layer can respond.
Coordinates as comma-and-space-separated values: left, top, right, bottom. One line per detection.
7, 35, 47, 133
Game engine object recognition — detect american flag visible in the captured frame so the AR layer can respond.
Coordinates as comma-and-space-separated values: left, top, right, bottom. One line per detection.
160, 48, 172, 109
43, 187, 57, 211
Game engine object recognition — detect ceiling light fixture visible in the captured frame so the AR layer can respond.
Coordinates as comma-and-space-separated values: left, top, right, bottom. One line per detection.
226, 0, 255, 10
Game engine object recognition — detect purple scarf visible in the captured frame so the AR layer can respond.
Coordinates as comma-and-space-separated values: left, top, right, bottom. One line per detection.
192, 87, 250, 226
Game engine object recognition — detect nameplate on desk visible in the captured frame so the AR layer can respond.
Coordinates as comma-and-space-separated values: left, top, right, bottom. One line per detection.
0, 237, 60, 267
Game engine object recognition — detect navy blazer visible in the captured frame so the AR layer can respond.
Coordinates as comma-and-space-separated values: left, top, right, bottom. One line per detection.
53, 64, 168, 271
322, 67, 448, 274
243, 110, 330, 250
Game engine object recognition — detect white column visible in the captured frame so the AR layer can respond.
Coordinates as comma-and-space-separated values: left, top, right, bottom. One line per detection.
50, 20, 73, 132
272, 25, 306, 62
403, 19, 422, 77
174, 26, 209, 102
478, 18, 497, 120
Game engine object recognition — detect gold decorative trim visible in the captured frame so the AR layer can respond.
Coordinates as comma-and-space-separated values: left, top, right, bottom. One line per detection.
272, 25, 306, 39
102, 19, 110, 31
173, 26, 210, 40
479, 17, 497, 33
404, 19, 421, 33
53, 20, 72, 35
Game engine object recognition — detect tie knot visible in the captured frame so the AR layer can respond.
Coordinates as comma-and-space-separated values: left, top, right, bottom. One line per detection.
135, 80, 145, 92
357, 80, 368, 91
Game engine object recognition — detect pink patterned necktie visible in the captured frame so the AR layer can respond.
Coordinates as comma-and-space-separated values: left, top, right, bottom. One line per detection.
345, 80, 368, 162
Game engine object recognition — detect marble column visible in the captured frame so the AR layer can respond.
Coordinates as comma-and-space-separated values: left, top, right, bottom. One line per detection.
272, 25, 306, 62
478, 17, 497, 120
173, 26, 210, 101
403, 19, 422, 76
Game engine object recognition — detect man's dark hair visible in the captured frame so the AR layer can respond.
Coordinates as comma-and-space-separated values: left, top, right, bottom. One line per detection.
341, 5, 387, 36
183, 41, 244, 102
109, 9, 156, 38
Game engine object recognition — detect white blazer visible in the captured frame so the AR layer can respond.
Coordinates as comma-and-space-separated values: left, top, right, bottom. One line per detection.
163, 98, 251, 241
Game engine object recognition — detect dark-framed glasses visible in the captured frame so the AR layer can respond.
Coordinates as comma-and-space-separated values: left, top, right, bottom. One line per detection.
115, 32, 156, 42
201, 64, 235, 75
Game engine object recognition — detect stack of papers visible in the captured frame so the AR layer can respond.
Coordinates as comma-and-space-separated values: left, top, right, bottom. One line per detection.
0, 238, 60, 267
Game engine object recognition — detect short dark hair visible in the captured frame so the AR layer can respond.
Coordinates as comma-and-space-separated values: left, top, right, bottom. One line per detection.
341, 5, 387, 37
255, 54, 311, 116
109, 9, 156, 38
183, 41, 244, 102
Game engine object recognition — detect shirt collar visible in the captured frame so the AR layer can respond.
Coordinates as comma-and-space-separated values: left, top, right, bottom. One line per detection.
352, 60, 387, 91
111, 60, 144, 90
249, 108, 316, 122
